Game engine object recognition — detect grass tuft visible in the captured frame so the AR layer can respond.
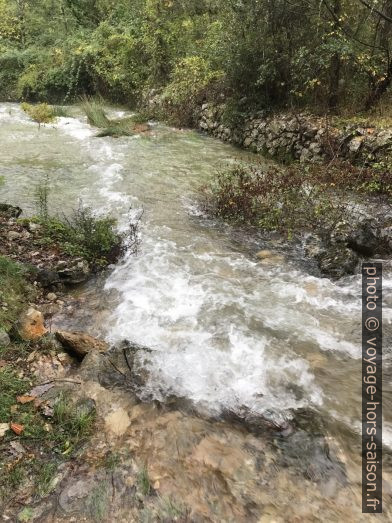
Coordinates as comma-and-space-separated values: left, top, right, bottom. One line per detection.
80, 96, 111, 128
0, 256, 33, 332
137, 466, 152, 496
52, 393, 95, 453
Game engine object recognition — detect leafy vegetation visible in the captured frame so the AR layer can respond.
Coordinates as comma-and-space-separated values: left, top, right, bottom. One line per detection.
202, 159, 392, 236
0, 256, 33, 331
39, 208, 123, 267
0, 1, 391, 120
21, 102, 54, 127
81, 96, 146, 136
51, 393, 95, 454
32, 179, 133, 268
137, 466, 152, 496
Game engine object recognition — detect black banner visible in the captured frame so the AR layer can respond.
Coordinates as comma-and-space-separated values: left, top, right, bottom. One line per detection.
362, 262, 382, 513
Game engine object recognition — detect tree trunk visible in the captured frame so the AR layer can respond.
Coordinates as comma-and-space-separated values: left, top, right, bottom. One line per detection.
364, 0, 392, 110
327, 0, 342, 112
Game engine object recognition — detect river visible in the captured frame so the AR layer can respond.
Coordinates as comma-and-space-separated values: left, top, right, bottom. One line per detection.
1, 103, 392, 517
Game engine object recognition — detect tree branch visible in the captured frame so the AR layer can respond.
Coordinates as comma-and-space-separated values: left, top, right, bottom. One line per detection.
358, 0, 392, 24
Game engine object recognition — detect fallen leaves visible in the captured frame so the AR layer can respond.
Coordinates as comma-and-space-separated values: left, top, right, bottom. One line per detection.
10, 423, 24, 435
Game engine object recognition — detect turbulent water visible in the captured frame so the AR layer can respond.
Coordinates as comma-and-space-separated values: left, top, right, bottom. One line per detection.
1, 103, 392, 460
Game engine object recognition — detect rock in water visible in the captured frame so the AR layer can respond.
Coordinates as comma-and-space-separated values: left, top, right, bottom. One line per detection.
55, 330, 109, 358
256, 249, 284, 265
16, 308, 47, 340
0, 203, 22, 218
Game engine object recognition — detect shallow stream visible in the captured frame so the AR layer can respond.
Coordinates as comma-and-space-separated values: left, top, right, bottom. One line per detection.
1, 104, 392, 515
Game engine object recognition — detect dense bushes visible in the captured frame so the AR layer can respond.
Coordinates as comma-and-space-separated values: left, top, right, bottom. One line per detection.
36, 206, 130, 269
32, 179, 136, 269
0, 0, 391, 118
202, 160, 392, 236
160, 56, 224, 126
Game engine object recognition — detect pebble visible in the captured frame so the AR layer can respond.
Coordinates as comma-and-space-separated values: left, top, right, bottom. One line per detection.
46, 292, 57, 302
0, 330, 10, 347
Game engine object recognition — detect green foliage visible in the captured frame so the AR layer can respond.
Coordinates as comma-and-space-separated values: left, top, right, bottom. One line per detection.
81, 97, 140, 136
21, 102, 54, 127
203, 159, 392, 235
52, 393, 95, 453
31, 178, 128, 268
40, 207, 123, 268
17, 507, 34, 523
0, 367, 29, 422
163, 55, 224, 125
0, 0, 391, 114
137, 466, 152, 496
0, 256, 32, 331
34, 462, 57, 497
81, 96, 110, 127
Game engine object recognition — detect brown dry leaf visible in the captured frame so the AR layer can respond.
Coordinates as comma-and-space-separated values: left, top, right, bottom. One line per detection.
0, 360, 7, 368
10, 423, 24, 436
17, 395, 36, 404
10, 405, 18, 414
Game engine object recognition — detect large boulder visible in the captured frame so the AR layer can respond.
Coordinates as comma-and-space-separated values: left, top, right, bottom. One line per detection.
347, 219, 392, 257
304, 235, 360, 278
55, 330, 109, 359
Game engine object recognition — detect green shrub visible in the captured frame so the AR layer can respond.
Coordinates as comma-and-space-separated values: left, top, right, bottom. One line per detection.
40, 207, 123, 268
162, 56, 224, 126
80, 96, 110, 128
21, 102, 54, 127
52, 393, 95, 453
202, 160, 392, 236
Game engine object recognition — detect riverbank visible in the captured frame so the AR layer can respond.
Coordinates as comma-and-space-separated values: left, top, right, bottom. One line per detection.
197, 103, 392, 166
0, 250, 380, 522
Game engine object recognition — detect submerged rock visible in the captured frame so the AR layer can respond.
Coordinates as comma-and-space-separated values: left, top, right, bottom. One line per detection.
56, 330, 109, 359
304, 235, 360, 278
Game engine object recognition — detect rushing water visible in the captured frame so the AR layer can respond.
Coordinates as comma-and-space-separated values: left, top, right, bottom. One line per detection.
1, 103, 392, 466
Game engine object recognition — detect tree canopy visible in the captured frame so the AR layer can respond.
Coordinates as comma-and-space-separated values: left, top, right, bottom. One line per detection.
0, 0, 391, 115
